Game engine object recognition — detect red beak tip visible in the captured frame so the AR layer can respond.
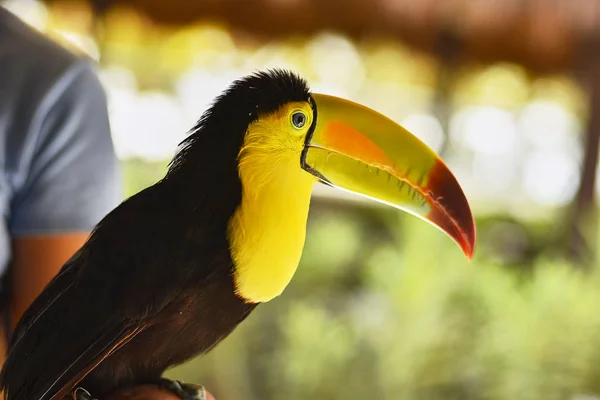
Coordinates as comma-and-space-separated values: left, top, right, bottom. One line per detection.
458, 240, 474, 260
461, 228, 476, 260
465, 246, 475, 260
425, 159, 476, 261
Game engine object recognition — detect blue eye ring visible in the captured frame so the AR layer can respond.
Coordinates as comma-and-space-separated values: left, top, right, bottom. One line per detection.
291, 111, 307, 129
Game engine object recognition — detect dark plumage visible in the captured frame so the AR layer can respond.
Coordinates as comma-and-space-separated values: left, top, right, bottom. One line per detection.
0, 70, 311, 400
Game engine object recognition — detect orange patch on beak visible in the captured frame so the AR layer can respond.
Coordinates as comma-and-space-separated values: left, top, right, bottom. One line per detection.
322, 121, 395, 168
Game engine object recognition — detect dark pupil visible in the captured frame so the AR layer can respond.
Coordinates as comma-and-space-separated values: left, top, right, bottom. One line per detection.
293, 112, 306, 128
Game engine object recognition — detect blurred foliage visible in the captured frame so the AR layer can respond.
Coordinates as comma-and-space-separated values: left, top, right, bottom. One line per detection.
121, 160, 600, 400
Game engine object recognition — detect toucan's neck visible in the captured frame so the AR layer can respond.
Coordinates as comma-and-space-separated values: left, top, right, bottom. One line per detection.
228, 157, 315, 303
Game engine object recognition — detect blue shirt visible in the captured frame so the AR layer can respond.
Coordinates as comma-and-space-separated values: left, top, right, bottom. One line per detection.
0, 7, 122, 289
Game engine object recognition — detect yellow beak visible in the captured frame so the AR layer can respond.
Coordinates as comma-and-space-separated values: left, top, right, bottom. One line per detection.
302, 93, 476, 259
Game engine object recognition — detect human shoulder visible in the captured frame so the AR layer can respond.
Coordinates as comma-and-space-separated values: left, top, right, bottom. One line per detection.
0, 8, 121, 237
0, 6, 96, 104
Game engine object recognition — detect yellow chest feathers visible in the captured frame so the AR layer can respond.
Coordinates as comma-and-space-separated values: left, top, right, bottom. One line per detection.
227, 100, 317, 303
227, 158, 315, 303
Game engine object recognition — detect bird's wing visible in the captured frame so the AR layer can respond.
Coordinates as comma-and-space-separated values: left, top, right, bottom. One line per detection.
0, 250, 151, 400
45, 324, 148, 400
0, 184, 221, 400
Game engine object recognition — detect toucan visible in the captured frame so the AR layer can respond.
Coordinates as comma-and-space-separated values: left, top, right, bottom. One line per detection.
0, 70, 475, 400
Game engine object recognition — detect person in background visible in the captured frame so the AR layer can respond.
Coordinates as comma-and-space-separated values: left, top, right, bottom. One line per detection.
0, 6, 214, 400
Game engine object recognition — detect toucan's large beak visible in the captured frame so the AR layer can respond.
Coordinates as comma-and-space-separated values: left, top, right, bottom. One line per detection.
302, 93, 476, 259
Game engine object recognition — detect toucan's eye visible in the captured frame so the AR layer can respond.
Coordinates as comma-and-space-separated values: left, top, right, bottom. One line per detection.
291, 111, 307, 129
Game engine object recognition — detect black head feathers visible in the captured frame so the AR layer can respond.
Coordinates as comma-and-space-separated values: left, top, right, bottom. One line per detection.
167, 69, 311, 175
226, 69, 311, 118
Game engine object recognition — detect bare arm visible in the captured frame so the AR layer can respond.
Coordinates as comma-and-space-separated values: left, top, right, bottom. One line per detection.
9, 234, 89, 330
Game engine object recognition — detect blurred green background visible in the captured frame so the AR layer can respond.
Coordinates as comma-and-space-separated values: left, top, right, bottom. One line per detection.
6, 0, 600, 398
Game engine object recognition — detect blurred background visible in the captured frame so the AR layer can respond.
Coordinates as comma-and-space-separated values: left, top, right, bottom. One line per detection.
5, 0, 600, 398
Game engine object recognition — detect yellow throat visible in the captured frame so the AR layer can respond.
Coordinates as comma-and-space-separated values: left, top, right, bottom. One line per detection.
227, 105, 316, 303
